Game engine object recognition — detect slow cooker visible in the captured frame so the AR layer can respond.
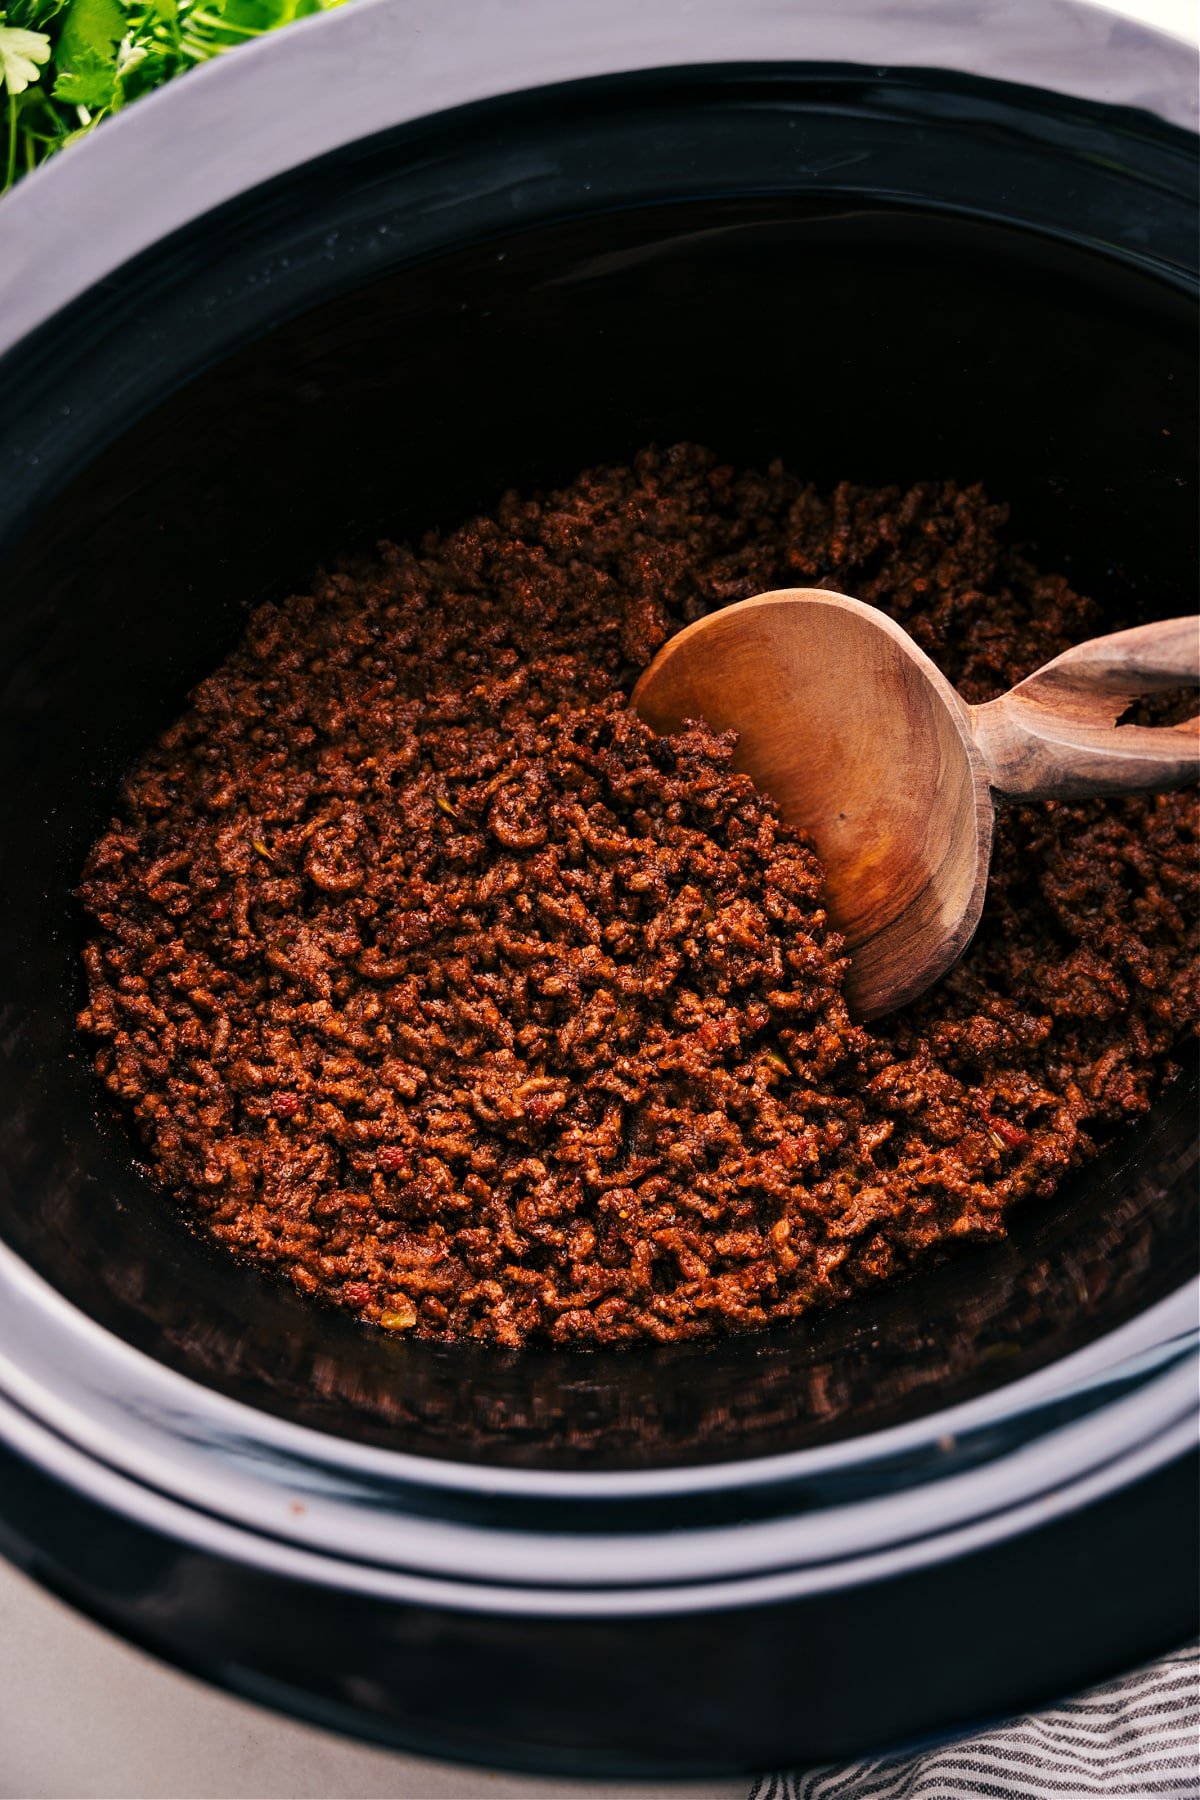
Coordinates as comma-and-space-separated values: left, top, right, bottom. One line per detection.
0, 0, 1195, 1776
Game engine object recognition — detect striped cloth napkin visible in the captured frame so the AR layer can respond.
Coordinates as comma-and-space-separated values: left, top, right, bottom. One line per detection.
750, 1643, 1199, 1799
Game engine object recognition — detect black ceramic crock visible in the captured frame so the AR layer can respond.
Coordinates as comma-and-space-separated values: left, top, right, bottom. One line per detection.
0, 0, 1196, 1776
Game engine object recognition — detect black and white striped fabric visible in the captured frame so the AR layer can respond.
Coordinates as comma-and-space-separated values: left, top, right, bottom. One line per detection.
750, 1643, 1199, 1799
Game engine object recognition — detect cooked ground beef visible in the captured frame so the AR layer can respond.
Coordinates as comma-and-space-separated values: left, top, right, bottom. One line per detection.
77, 446, 1199, 1346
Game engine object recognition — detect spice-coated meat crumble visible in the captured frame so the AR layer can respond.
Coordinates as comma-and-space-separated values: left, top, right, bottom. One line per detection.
78, 447, 1198, 1345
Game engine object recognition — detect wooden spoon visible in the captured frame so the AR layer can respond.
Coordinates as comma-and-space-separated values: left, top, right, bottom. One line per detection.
631, 590, 1199, 1020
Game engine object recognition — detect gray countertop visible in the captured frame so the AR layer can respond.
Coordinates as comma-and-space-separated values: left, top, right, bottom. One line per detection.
0, 1559, 741, 1800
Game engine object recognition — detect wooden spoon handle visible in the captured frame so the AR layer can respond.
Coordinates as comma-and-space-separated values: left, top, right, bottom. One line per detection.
970, 616, 1199, 800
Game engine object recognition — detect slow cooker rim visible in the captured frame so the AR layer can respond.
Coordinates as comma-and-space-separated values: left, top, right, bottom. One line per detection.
0, 1233, 1194, 1524
0, 0, 1194, 1543
0, 1306, 1194, 1611
1, 58, 1196, 580
0, 5, 1192, 1774
0, 0, 1195, 363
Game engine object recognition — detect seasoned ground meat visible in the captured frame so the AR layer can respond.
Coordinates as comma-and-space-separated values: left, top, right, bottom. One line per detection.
77, 446, 1199, 1346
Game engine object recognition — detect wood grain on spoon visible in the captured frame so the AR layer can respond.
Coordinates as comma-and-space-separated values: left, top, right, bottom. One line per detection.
631, 591, 1199, 1020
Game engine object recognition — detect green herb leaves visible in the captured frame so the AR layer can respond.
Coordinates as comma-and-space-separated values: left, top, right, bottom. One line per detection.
0, 13, 51, 186
0, 21, 51, 96
52, 0, 123, 106
1, 0, 349, 192
6, 0, 68, 29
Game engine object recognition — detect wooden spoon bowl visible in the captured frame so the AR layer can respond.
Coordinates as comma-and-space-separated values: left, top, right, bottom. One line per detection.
632, 590, 1199, 1019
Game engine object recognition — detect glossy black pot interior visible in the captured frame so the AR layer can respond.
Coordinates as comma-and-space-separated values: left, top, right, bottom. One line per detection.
0, 67, 1195, 1472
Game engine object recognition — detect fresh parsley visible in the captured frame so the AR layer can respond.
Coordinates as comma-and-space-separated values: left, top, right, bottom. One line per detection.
1, 0, 348, 192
